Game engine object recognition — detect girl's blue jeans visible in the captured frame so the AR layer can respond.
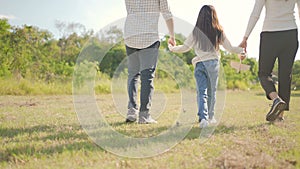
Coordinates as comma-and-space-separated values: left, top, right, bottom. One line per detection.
194, 59, 219, 121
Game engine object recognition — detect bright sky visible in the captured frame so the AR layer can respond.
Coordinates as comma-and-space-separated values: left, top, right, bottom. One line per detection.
0, 0, 300, 60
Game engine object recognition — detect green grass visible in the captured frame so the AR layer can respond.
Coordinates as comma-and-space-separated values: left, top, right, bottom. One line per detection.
0, 91, 299, 169
0, 79, 73, 95
0, 77, 180, 95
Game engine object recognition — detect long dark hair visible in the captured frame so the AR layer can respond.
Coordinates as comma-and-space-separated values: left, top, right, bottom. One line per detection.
192, 5, 224, 51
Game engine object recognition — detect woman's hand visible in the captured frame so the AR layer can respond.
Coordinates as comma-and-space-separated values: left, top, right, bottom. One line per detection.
239, 37, 248, 53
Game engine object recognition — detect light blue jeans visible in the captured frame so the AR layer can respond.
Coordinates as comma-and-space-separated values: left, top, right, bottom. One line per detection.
194, 59, 219, 121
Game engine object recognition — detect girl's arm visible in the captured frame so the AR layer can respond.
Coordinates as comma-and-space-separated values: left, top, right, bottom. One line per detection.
222, 33, 244, 54
169, 34, 193, 53
169, 44, 192, 53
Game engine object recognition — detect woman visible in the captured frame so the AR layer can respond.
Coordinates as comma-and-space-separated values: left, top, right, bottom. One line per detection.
240, 0, 300, 122
169, 5, 244, 128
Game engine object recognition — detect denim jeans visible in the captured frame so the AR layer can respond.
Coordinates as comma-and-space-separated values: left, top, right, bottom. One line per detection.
194, 59, 219, 121
126, 41, 160, 115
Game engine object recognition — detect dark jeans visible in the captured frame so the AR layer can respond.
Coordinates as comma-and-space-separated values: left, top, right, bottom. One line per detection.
259, 29, 298, 110
125, 41, 160, 115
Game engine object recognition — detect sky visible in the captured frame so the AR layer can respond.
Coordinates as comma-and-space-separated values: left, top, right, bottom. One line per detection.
0, 0, 300, 60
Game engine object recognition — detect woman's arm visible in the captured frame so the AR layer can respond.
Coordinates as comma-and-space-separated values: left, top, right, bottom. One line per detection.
244, 0, 265, 39
297, 0, 300, 20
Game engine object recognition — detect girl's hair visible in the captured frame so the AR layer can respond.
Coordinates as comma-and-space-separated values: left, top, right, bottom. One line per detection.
192, 5, 224, 51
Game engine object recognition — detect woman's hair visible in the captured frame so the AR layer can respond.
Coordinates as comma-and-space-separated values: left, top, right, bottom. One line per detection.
192, 5, 224, 51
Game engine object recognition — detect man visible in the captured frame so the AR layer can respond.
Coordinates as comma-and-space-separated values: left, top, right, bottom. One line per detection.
124, 0, 175, 124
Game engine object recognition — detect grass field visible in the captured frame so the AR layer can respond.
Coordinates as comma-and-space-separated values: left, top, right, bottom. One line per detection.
0, 90, 299, 169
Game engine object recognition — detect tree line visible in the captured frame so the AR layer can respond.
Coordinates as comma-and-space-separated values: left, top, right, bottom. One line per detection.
1, 18, 300, 91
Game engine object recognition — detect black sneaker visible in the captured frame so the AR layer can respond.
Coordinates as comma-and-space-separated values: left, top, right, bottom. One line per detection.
266, 98, 286, 122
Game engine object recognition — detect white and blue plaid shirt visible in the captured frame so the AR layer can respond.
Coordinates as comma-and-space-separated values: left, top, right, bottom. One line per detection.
124, 0, 173, 49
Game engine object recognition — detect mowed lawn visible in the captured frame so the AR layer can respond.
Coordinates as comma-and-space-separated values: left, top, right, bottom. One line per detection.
0, 90, 299, 169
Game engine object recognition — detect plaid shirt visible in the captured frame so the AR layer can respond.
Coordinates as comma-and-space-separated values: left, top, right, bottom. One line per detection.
124, 0, 173, 49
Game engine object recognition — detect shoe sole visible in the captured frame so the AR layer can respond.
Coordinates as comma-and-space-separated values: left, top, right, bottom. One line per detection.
138, 121, 157, 124
126, 119, 136, 123
275, 117, 285, 122
138, 119, 157, 124
125, 117, 137, 123
266, 102, 286, 122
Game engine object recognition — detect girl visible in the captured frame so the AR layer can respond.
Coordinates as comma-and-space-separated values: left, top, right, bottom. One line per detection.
169, 5, 245, 128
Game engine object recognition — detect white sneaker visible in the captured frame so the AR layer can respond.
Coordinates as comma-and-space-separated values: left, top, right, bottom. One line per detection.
138, 115, 157, 124
126, 107, 138, 122
209, 117, 217, 124
199, 119, 209, 129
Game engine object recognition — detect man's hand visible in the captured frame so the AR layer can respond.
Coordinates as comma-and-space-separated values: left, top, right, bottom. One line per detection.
168, 37, 176, 46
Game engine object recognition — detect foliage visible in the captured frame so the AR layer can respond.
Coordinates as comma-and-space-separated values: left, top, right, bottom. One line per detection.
220, 51, 259, 90
1, 19, 300, 94
99, 42, 126, 77
292, 60, 300, 90
73, 60, 99, 89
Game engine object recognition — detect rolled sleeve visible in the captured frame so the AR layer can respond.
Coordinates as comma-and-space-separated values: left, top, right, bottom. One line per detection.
160, 0, 173, 20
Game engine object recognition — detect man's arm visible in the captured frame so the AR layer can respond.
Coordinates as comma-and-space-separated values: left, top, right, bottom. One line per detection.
166, 18, 176, 46
160, 0, 176, 46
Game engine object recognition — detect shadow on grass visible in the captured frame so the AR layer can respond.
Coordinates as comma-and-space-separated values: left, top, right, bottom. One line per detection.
0, 120, 278, 162
0, 124, 104, 163
184, 122, 272, 140
0, 122, 183, 162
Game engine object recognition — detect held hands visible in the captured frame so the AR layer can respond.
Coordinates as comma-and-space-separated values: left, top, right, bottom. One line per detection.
168, 44, 175, 52
168, 36, 176, 52
168, 36, 176, 47
239, 36, 248, 61
239, 36, 248, 53
238, 51, 247, 61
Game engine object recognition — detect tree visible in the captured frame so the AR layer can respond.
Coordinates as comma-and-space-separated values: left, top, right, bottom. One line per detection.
99, 42, 126, 77
8, 25, 55, 79
292, 60, 300, 90
0, 19, 12, 77
220, 51, 259, 90
55, 20, 88, 38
